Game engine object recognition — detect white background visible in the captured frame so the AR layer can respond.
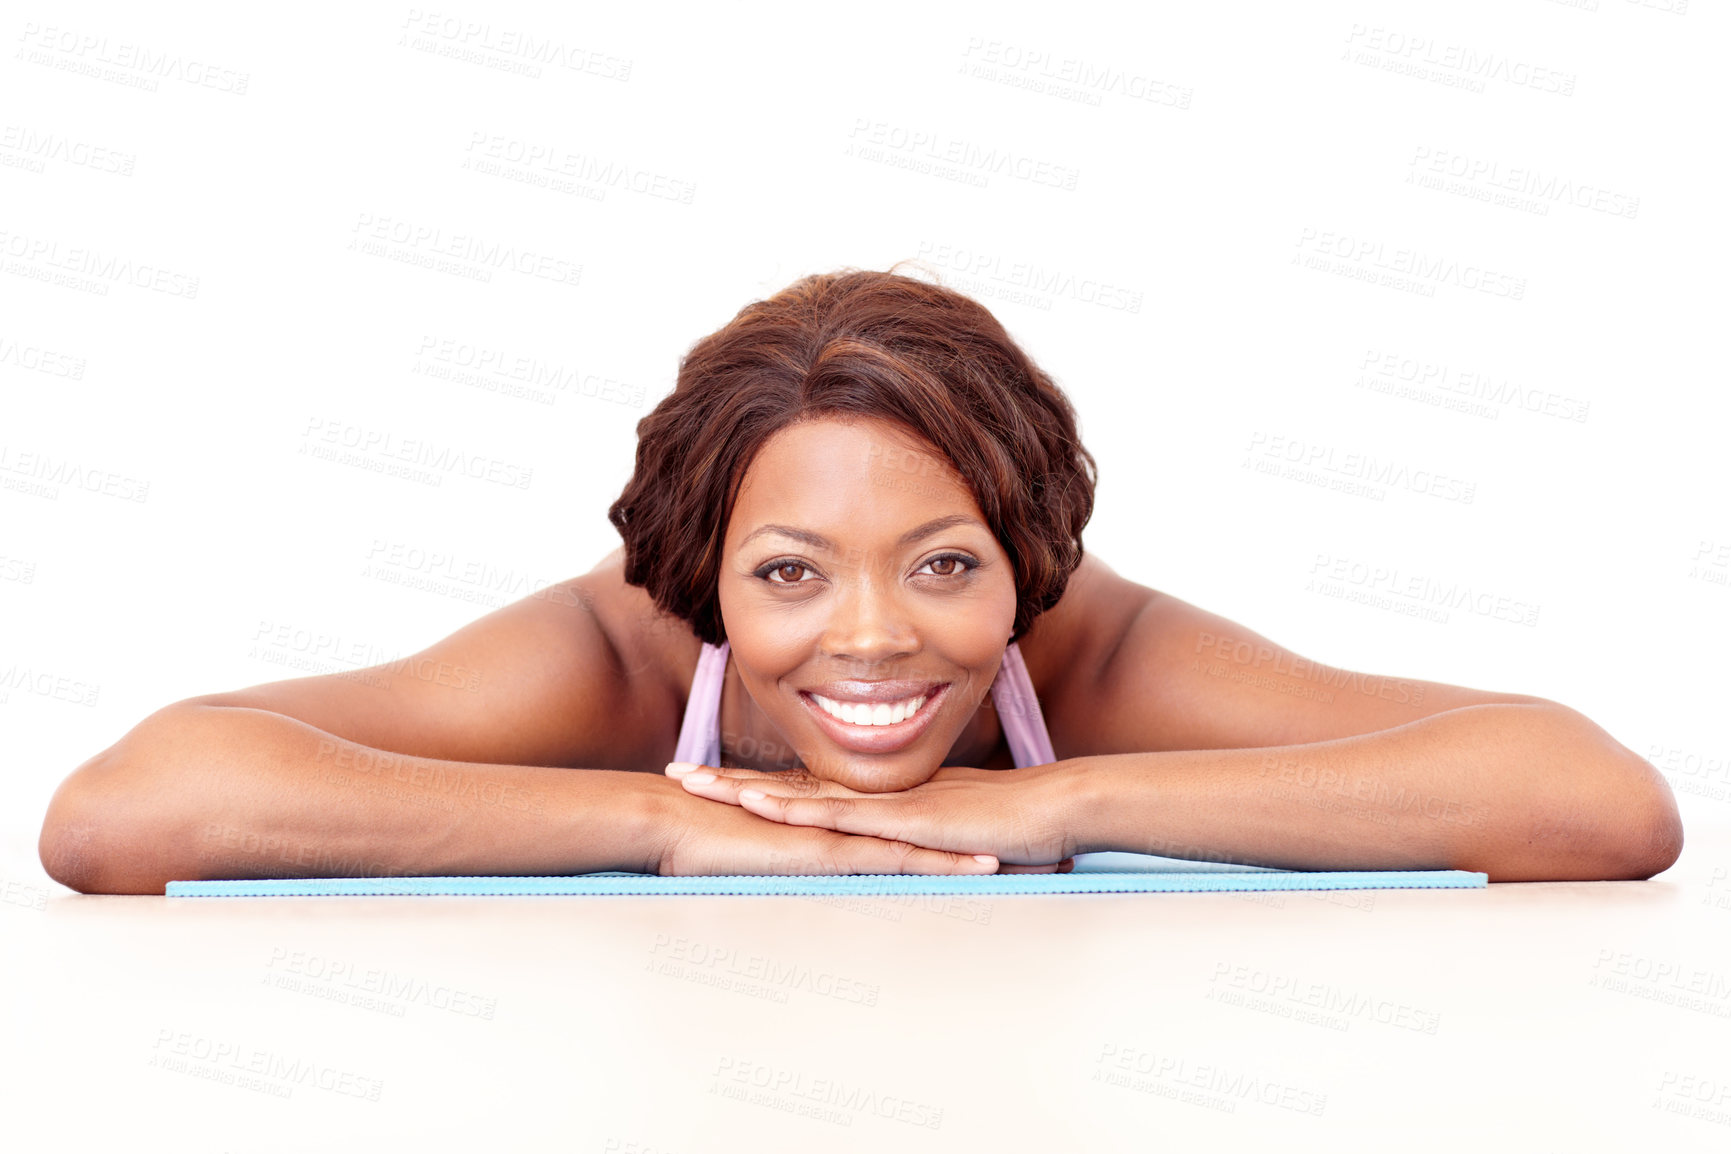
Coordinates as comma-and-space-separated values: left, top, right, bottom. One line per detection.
4, 1, 1729, 1149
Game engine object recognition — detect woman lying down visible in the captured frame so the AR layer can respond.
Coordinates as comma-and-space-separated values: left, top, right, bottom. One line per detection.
38, 268, 1683, 893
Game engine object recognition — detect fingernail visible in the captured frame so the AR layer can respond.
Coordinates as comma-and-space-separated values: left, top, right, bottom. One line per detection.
972, 855, 997, 865
684, 772, 716, 785
740, 788, 766, 801
665, 762, 696, 776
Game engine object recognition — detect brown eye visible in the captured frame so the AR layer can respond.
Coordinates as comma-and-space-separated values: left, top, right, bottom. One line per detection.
920, 554, 975, 578
772, 563, 808, 584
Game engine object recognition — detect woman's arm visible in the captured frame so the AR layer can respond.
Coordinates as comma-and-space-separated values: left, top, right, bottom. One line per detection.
38, 702, 672, 893
40, 703, 1008, 893
1056, 587, 1683, 879
38, 572, 668, 893
1060, 701, 1682, 880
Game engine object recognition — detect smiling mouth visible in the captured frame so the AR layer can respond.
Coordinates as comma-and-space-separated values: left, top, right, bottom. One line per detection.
807, 690, 933, 727
796, 683, 950, 752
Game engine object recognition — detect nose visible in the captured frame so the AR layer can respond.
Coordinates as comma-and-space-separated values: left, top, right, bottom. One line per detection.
818, 572, 919, 668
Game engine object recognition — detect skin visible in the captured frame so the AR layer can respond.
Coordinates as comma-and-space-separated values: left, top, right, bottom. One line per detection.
653, 416, 1684, 880
713, 415, 1022, 792
39, 412, 1681, 887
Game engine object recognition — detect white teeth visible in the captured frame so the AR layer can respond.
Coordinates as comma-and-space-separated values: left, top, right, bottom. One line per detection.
812, 693, 928, 727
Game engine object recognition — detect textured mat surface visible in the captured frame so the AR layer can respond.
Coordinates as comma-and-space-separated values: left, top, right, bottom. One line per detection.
167, 864, 1487, 897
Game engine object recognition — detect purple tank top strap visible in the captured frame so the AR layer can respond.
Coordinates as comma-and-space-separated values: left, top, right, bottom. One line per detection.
673, 639, 729, 767
990, 640, 1058, 767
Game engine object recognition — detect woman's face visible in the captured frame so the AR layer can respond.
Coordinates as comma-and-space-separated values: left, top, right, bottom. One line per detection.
718, 416, 1018, 792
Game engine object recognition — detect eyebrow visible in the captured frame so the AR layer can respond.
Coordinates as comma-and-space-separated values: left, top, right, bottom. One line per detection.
739, 513, 986, 554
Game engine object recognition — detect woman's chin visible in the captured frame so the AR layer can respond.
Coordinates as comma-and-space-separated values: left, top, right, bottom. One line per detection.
795, 748, 946, 793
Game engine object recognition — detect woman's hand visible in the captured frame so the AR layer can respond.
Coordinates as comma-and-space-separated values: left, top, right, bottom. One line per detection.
650, 775, 1065, 877
663, 761, 1080, 870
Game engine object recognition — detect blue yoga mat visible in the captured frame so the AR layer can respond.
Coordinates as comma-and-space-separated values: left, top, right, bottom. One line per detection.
166, 851, 1486, 897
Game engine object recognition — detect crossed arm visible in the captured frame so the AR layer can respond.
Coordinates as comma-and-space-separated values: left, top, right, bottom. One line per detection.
663, 594, 1684, 883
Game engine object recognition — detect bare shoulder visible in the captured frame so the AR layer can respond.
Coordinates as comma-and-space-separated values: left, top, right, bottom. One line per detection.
169, 552, 689, 773
1014, 553, 1147, 683
583, 546, 705, 731
1019, 553, 1551, 758
1012, 552, 1153, 752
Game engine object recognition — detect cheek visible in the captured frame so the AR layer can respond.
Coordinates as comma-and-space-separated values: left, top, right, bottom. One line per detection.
932, 600, 1017, 667
741, 632, 820, 685
956, 570, 1018, 642
721, 592, 814, 668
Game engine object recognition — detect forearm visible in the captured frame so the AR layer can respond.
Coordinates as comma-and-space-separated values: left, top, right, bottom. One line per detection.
39, 704, 669, 894
1065, 703, 1683, 881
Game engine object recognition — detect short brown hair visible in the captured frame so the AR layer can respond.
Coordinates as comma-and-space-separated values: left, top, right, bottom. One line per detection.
607, 266, 1098, 646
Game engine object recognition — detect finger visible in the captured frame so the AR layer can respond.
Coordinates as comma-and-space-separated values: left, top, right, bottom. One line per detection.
737, 790, 910, 841
665, 761, 795, 782
747, 832, 996, 877
828, 836, 999, 877
673, 770, 748, 807
679, 770, 848, 808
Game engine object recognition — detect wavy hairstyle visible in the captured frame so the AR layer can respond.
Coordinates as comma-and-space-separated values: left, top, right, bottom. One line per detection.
606, 265, 1098, 646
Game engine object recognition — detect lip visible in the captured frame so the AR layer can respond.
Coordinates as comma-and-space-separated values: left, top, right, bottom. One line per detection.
806, 679, 946, 703
798, 683, 949, 755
